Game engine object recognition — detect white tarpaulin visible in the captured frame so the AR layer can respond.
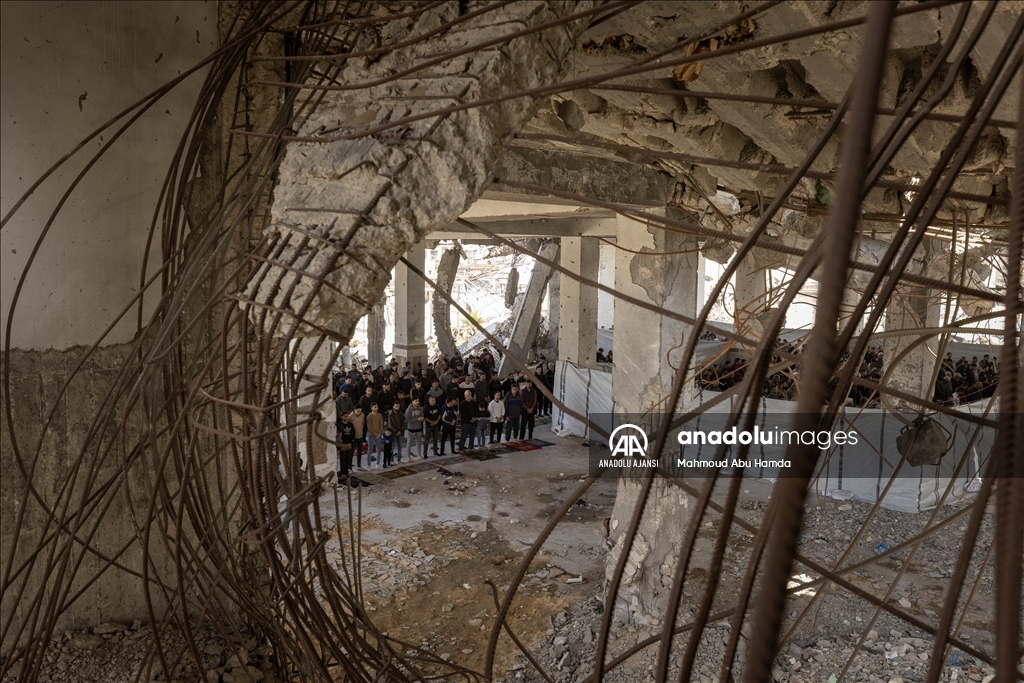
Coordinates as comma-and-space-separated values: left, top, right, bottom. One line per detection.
551, 361, 613, 440
552, 363, 995, 512
682, 396, 994, 513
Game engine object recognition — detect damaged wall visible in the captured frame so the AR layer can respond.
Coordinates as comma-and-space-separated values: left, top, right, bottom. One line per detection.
0, 1, 213, 350
251, 2, 596, 341
0, 1, 215, 653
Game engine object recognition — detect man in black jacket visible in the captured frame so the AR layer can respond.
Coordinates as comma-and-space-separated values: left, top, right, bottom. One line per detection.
375, 382, 394, 414
423, 395, 442, 456
475, 373, 490, 407
445, 376, 461, 402
519, 383, 538, 440
358, 385, 376, 415
541, 362, 555, 416
458, 390, 479, 450
386, 402, 407, 462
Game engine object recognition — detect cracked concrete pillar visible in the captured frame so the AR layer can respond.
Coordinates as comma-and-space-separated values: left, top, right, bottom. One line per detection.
393, 242, 427, 369
547, 272, 560, 358
734, 259, 769, 347
695, 252, 707, 313
883, 286, 941, 406
606, 209, 697, 626
432, 246, 461, 359
838, 286, 864, 336
367, 294, 387, 368
497, 240, 560, 377
292, 338, 333, 470
611, 209, 700, 414
559, 237, 599, 367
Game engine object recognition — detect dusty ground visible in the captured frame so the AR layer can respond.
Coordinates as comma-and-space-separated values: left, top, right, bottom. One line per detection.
6, 421, 1004, 683
317, 420, 619, 679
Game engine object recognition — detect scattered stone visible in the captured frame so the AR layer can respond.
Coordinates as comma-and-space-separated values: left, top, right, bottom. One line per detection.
223, 666, 264, 683
69, 633, 104, 650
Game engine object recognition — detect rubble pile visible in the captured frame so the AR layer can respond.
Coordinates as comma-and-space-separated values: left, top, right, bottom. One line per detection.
2, 622, 277, 683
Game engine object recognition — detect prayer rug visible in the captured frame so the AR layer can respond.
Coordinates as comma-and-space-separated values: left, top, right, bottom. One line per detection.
378, 468, 416, 480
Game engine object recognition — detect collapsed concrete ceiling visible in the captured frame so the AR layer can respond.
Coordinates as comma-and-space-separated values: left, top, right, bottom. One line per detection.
515, 1, 1018, 234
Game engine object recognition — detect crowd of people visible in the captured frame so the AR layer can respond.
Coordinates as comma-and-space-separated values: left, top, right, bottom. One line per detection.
698, 338, 808, 400
332, 350, 557, 484
696, 340, 1001, 409
933, 353, 1000, 406
839, 344, 884, 407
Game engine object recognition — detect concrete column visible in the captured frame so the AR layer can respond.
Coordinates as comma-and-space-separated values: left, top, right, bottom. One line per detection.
367, 293, 387, 368
393, 242, 428, 368
497, 240, 560, 377
605, 209, 697, 627
734, 260, 768, 346
558, 237, 599, 366
611, 210, 699, 414
838, 286, 863, 336
546, 272, 560, 358
292, 338, 333, 471
883, 287, 941, 406
695, 252, 708, 312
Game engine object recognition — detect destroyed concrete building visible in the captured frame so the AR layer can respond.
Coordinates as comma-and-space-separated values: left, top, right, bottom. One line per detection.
1, 2, 1021, 683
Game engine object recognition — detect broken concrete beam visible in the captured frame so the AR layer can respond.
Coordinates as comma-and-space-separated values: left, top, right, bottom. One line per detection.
497, 240, 560, 377
558, 237, 600, 366
493, 146, 675, 207
431, 211, 618, 239
431, 247, 462, 359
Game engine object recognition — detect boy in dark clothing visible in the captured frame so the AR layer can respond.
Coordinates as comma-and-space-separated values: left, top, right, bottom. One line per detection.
336, 413, 355, 482
476, 395, 489, 445
381, 428, 394, 468
398, 371, 413, 394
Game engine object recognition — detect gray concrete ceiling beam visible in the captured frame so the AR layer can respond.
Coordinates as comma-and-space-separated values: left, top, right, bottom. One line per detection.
430, 211, 619, 239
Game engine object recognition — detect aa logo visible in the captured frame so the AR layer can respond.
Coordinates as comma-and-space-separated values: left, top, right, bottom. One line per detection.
608, 424, 648, 458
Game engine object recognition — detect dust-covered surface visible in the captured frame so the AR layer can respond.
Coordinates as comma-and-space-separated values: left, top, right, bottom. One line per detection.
7, 426, 1001, 683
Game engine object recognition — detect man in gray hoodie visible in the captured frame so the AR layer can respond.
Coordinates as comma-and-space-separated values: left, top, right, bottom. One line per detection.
405, 398, 425, 459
